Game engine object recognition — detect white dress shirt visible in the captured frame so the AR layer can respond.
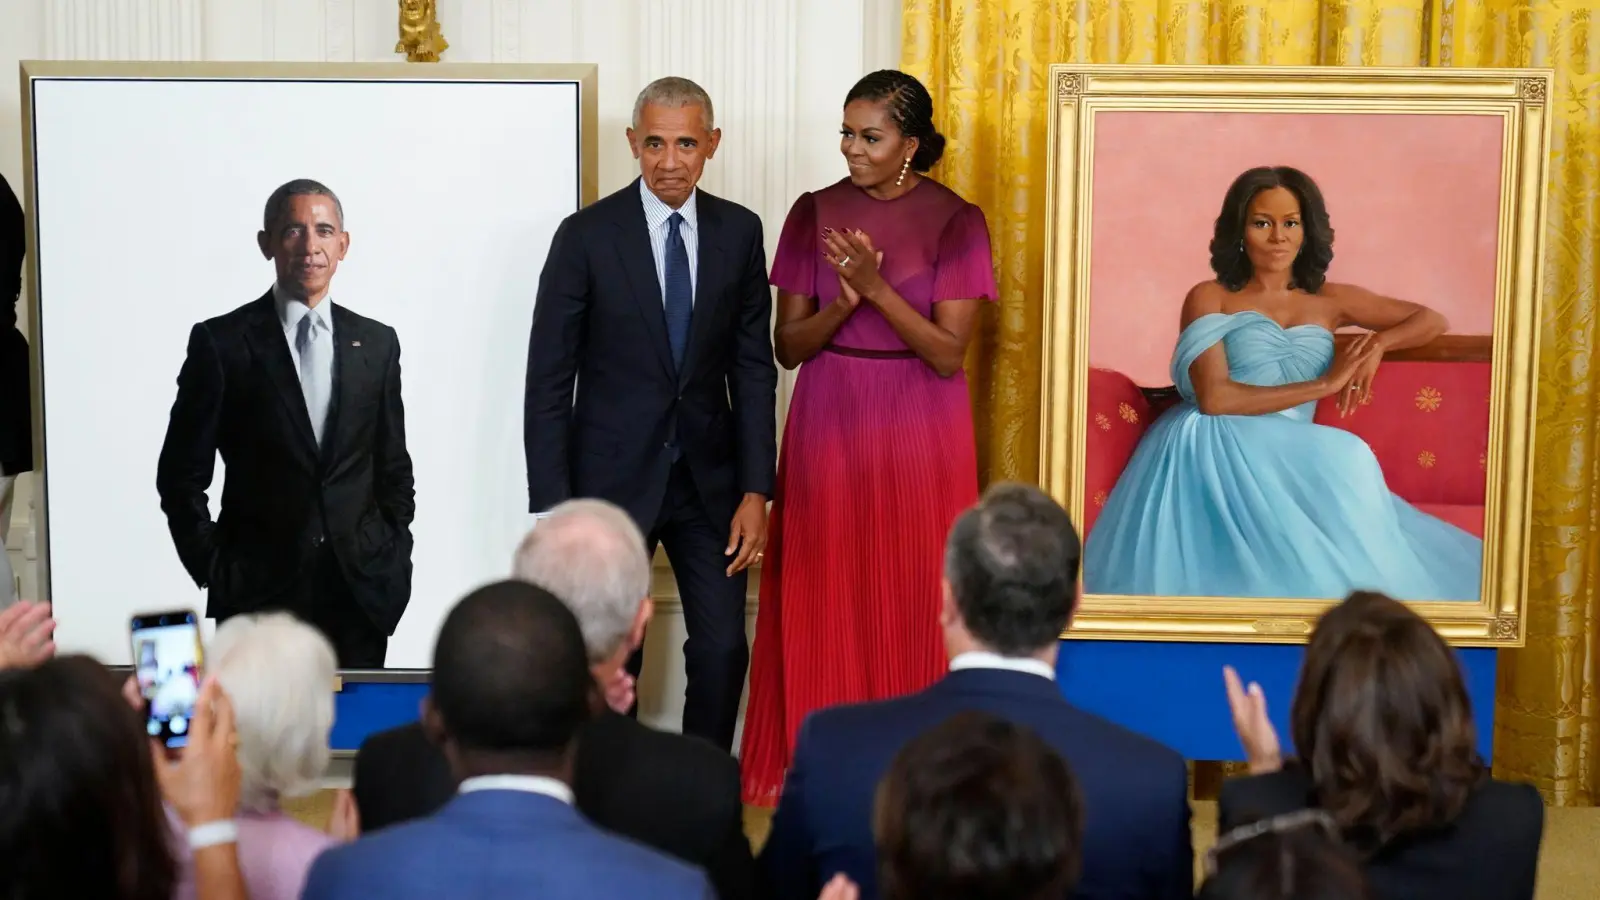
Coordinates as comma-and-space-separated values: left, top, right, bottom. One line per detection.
457, 773, 575, 805
639, 178, 699, 304
949, 650, 1057, 681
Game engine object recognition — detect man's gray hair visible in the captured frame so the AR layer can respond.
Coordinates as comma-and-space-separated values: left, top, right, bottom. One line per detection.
512, 499, 651, 663
632, 76, 716, 131
943, 482, 1082, 657
208, 612, 337, 812
262, 178, 345, 233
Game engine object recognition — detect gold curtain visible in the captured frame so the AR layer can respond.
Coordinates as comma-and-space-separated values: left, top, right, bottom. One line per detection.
903, 0, 1600, 805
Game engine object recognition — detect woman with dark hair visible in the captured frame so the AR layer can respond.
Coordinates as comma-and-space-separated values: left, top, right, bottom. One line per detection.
1084, 166, 1482, 601
873, 711, 1082, 900
1220, 592, 1544, 900
0, 654, 178, 899
0, 655, 251, 900
739, 70, 997, 805
1199, 810, 1370, 900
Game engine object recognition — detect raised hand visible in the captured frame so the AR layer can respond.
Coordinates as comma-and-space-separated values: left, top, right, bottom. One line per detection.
0, 601, 56, 670
1223, 665, 1282, 774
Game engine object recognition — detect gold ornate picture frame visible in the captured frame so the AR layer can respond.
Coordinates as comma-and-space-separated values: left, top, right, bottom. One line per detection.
1040, 65, 1551, 646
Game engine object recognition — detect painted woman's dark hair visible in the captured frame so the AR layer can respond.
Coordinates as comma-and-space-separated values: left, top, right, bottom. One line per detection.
845, 70, 946, 171
1209, 166, 1335, 292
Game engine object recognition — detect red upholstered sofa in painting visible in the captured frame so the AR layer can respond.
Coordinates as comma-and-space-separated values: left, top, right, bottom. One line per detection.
1082, 336, 1492, 540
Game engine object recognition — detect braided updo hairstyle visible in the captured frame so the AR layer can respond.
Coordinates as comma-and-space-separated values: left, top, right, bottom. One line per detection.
844, 70, 947, 172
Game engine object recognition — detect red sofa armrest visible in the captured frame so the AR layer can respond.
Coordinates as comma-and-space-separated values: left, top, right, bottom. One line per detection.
1084, 367, 1156, 535
1312, 337, 1491, 508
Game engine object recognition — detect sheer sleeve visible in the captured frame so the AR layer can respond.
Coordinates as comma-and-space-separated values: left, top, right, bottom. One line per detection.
769, 191, 818, 298
931, 202, 998, 303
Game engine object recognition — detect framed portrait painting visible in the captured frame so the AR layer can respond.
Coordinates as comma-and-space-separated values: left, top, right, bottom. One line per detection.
1039, 65, 1551, 646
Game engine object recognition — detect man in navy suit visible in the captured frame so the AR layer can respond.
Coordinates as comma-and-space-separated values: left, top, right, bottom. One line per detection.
303, 580, 712, 900
524, 76, 778, 750
758, 482, 1194, 900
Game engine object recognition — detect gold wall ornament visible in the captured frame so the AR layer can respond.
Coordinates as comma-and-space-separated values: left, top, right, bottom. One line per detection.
396, 0, 448, 63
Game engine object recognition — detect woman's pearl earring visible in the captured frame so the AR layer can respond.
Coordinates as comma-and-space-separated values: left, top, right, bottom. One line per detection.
895, 158, 912, 187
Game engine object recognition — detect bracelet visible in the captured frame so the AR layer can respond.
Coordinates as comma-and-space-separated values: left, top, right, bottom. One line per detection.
187, 819, 239, 850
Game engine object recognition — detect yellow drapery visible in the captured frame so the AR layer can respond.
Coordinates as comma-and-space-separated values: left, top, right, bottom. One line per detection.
903, 0, 1600, 805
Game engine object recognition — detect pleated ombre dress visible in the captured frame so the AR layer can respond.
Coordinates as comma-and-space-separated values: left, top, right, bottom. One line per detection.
739, 178, 997, 806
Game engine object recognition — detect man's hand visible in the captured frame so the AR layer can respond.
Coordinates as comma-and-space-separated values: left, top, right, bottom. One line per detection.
0, 601, 56, 670
725, 493, 769, 576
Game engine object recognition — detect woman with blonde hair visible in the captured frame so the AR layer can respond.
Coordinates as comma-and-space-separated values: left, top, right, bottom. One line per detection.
170, 612, 346, 900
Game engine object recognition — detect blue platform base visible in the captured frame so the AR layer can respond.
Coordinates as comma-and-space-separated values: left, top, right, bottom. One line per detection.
1055, 641, 1498, 762
331, 642, 1499, 759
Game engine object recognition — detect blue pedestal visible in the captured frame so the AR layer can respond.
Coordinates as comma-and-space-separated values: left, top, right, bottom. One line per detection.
330, 642, 1500, 758
1055, 640, 1498, 761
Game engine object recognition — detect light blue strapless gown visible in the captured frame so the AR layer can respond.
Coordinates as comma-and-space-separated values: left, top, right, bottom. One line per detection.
1083, 311, 1483, 601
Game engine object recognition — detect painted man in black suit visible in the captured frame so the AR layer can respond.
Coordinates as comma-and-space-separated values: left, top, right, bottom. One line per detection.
524, 77, 778, 750
157, 179, 415, 668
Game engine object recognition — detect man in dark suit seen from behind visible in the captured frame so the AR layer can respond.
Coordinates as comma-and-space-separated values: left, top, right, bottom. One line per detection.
759, 481, 1194, 900
352, 498, 753, 900
304, 580, 712, 900
156, 179, 415, 668
523, 76, 779, 751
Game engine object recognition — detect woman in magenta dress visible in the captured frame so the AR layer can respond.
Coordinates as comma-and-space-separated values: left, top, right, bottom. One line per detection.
739, 70, 997, 805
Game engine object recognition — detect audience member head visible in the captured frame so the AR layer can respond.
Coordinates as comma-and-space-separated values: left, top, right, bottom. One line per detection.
1200, 810, 1370, 900
941, 481, 1081, 662
512, 498, 653, 676
1291, 590, 1484, 854
0, 655, 176, 900
1, 173, 22, 306
208, 612, 337, 812
628, 76, 721, 209
874, 711, 1083, 900
424, 580, 594, 780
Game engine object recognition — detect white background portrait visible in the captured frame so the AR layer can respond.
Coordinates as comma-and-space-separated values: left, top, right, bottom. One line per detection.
28, 72, 583, 668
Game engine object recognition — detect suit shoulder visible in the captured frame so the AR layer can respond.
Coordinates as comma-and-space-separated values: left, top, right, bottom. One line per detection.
195, 297, 265, 334
592, 824, 714, 890
358, 720, 427, 756
1219, 768, 1312, 823
565, 183, 638, 229
1473, 778, 1545, 826
702, 191, 762, 232
1063, 705, 1187, 771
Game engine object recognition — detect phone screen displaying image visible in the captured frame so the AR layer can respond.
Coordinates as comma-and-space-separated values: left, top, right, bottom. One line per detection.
130, 611, 204, 749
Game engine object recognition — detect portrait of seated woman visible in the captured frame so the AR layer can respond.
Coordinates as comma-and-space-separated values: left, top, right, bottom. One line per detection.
1082, 165, 1483, 602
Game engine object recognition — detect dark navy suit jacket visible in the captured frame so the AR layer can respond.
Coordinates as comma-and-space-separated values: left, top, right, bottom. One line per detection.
302, 789, 713, 900
758, 667, 1194, 900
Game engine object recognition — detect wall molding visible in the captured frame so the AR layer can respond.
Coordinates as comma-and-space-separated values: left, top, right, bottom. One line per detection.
43, 0, 205, 61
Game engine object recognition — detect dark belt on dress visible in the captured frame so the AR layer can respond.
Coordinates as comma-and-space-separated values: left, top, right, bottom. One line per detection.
822, 344, 918, 359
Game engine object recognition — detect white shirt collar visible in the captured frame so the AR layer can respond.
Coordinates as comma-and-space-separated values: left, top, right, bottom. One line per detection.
457, 774, 574, 805
272, 282, 332, 332
639, 177, 698, 234
949, 650, 1057, 682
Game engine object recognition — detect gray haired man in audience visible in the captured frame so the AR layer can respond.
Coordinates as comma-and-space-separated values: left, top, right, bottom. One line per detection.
759, 481, 1194, 900
350, 499, 753, 900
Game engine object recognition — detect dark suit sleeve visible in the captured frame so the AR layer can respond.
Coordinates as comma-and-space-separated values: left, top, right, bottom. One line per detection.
756, 717, 819, 900
524, 215, 588, 512
706, 763, 756, 900
374, 328, 416, 532
155, 322, 224, 586
1155, 756, 1196, 900
728, 217, 777, 498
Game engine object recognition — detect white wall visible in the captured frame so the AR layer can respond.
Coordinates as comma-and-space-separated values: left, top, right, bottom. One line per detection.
0, 0, 901, 730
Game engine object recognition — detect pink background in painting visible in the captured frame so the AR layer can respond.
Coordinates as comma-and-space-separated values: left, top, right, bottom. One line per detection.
1087, 112, 1503, 386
